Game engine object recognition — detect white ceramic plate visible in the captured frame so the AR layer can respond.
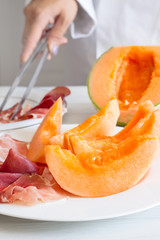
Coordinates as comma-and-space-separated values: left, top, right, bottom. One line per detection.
0, 124, 160, 222
0, 87, 67, 131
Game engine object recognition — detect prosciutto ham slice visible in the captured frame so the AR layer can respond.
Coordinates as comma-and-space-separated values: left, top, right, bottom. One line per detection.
0, 86, 70, 123
31, 86, 71, 111
0, 173, 22, 191
18, 108, 49, 121
0, 135, 67, 205
0, 149, 39, 174
0, 168, 66, 205
0, 134, 28, 161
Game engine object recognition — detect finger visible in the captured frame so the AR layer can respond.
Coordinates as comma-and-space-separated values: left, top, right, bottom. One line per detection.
21, 20, 47, 64
47, 13, 69, 54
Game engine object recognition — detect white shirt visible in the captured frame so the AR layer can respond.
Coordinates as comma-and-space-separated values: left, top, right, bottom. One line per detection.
25, 0, 160, 85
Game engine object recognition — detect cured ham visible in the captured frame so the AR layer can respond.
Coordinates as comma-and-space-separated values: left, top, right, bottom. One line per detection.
18, 108, 48, 121
0, 134, 28, 161
0, 168, 66, 205
0, 172, 22, 191
0, 86, 70, 123
31, 86, 71, 111
0, 104, 22, 123
0, 136, 67, 205
0, 149, 39, 174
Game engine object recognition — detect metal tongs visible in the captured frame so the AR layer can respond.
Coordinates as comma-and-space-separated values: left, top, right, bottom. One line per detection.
0, 24, 53, 120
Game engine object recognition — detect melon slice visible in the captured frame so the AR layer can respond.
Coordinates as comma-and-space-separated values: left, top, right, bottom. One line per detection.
67, 99, 119, 138
45, 134, 159, 197
49, 99, 119, 150
69, 110, 160, 155
88, 46, 160, 125
27, 98, 62, 163
68, 101, 160, 155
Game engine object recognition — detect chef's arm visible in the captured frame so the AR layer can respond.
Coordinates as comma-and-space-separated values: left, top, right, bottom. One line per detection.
71, 0, 97, 39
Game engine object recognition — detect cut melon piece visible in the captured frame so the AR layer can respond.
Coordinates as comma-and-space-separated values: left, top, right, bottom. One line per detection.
75, 101, 160, 153
69, 101, 160, 155
27, 98, 62, 163
67, 99, 119, 138
49, 99, 119, 150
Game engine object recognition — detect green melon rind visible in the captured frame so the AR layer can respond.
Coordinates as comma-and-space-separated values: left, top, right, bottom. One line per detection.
87, 47, 113, 112
87, 47, 128, 126
117, 121, 126, 127
87, 80, 100, 111
87, 46, 127, 127
155, 102, 160, 109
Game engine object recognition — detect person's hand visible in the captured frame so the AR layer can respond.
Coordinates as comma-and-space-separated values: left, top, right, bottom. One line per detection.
21, 0, 78, 64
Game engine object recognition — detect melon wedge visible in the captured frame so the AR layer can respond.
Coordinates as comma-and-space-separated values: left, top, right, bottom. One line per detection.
67, 99, 119, 138
45, 134, 159, 197
49, 99, 119, 150
69, 110, 160, 155
68, 101, 160, 155
27, 98, 62, 163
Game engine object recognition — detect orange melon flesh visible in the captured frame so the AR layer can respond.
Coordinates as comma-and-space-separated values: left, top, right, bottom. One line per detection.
114, 100, 155, 139
27, 98, 62, 163
69, 110, 160, 155
49, 99, 119, 150
68, 101, 160, 155
67, 99, 119, 138
45, 101, 160, 197
88, 46, 160, 125
45, 134, 159, 197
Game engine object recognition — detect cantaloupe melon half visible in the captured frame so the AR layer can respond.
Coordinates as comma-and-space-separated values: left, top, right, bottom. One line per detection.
88, 46, 160, 126
45, 134, 159, 197
27, 98, 62, 163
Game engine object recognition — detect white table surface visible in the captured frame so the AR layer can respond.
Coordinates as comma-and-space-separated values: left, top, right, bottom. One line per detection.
1, 86, 160, 240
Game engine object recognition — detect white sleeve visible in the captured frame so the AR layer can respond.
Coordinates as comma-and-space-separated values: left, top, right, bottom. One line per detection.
70, 0, 97, 39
